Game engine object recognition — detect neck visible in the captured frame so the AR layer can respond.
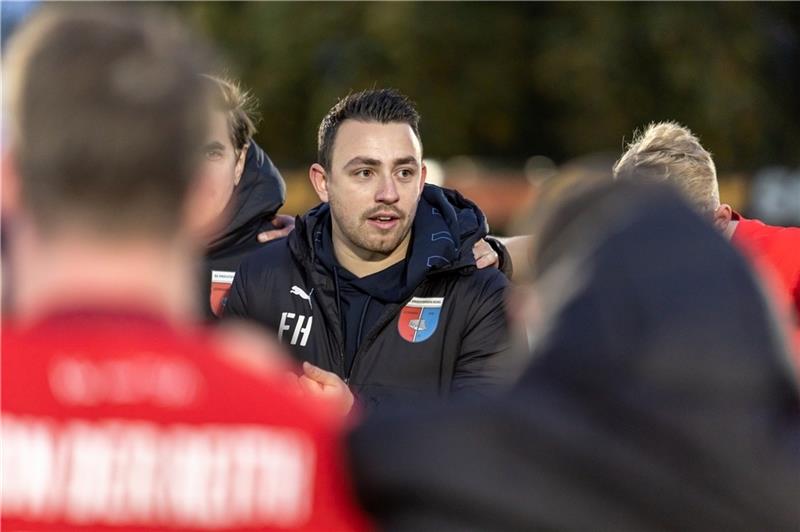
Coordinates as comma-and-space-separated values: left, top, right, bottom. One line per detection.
11, 224, 197, 324
331, 226, 410, 278
723, 219, 738, 240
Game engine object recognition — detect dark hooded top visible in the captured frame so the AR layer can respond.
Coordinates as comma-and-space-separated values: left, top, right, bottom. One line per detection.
347, 183, 800, 531
201, 141, 285, 319
224, 184, 520, 410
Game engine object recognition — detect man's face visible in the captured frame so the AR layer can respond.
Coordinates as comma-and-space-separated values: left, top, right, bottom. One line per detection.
189, 110, 246, 240
316, 120, 426, 258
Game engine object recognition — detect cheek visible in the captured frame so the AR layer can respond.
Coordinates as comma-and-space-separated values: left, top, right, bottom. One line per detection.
196, 164, 236, 220
201, 164, 235, 199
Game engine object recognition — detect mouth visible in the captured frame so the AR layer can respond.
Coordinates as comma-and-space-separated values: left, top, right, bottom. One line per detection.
366, 212, 402, 230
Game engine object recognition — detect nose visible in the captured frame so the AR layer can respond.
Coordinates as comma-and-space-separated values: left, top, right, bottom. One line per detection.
374, 174, 400, 204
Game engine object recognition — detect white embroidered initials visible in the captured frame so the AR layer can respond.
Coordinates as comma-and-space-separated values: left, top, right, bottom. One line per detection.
278, 313, 313, 347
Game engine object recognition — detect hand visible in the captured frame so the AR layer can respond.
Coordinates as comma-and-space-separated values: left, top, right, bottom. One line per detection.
257, 213, 295, 243
473, 238, 500, 270
298, 362, 355, 416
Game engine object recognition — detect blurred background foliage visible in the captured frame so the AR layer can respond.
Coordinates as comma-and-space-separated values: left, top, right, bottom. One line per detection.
7, 2, 795, 226
184, 2, 800, 172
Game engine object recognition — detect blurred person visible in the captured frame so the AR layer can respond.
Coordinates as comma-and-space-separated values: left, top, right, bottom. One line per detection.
225, 88, 518, 411
614, 121, 800, 353
1, 6, 368, 531
348, 179, 800, 531
195, 75, 293, 319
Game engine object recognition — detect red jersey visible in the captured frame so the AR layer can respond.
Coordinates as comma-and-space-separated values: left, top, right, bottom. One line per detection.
1, 308, 369, 532
731, 214, 800, 356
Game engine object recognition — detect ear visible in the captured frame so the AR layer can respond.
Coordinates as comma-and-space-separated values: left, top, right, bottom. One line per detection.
419, 161, 427, 193
712, 203, 733, 233
309, 163, 330, 203
233, 143, 249, 187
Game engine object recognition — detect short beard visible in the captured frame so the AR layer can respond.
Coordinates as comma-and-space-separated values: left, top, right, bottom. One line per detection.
329, 197, 417, 257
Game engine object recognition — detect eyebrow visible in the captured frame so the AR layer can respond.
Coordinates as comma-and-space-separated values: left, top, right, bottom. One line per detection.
343, 156, 419, 169
393, 156, 419, 167
202, 141, 226, 151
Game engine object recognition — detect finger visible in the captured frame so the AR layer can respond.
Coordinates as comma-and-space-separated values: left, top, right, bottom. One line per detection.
472, 240, 489, 254
298, 374, 322, 394
257, 228, 288, 243
476, 251, 495, 269
302, 361, 340, 386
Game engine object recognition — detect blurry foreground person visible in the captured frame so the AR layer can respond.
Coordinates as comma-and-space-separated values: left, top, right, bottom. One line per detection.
348, 180, 800, 531
1, 7, 367, 531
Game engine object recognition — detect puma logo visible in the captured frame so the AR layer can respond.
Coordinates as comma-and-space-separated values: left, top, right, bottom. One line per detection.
290, 285, 314, 309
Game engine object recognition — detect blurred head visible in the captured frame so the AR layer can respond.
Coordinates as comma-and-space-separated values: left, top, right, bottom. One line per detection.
613, 122, 734, 233
190, 75, 259, 239
309, 89, 426, 259
3, 6, 210, 241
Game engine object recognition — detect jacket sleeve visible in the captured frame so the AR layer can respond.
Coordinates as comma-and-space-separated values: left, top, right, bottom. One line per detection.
451, 271, 519, 398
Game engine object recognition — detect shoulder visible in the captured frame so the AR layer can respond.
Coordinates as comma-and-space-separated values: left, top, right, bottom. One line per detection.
236, 237, 295, 277
453, 266, 509, 298
192, 324, 344, 431
736, 218, 800, 267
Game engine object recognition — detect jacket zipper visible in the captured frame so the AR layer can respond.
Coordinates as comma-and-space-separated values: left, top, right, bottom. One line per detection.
345, 283, 431, 381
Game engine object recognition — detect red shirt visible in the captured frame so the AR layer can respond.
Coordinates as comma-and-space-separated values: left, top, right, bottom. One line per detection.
1, 309, 369, 532
732, 214, 800, 357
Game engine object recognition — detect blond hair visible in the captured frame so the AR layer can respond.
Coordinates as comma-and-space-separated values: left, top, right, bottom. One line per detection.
613, 122, 719, 214
203, 75, 259, 152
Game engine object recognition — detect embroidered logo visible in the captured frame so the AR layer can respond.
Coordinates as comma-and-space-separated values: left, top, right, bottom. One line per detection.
398, 297, 444, 343
209, 270, 236, 317
290, 285, 314, 309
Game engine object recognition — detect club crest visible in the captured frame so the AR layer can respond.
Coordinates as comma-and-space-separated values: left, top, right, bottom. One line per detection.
398, 297, 444, 343
209, 270, 236, 318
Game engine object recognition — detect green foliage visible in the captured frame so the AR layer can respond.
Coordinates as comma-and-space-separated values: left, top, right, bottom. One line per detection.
184, 2, 800, 170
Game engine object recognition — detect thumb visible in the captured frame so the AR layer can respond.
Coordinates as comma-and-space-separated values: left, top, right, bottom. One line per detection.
302, 362, 339, 386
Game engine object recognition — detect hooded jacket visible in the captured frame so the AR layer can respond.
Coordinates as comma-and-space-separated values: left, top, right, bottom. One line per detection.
202, 141, 286, 319
224, 184, 516, 409
348, 183, 800, 531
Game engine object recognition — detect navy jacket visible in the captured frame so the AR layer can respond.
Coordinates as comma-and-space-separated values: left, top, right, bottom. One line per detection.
225, 184, 517, 409
202, 141, 285, 319
348, 184, 800, 531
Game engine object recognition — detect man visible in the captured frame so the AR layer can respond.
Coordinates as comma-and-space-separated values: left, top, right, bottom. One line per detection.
349, 180, 800, 531
226, 89, 516, 410
1, 7, 367, 530
613, 121, 800, 353
195, 77, 502, 319
193, 75, 292, 318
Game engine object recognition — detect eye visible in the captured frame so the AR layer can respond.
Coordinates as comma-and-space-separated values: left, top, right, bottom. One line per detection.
355, 168, 373, 178
204, 149, 223, 161
397, 168, 416, 180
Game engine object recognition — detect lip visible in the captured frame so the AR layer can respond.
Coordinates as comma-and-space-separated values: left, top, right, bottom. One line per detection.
367, 217, 400, 230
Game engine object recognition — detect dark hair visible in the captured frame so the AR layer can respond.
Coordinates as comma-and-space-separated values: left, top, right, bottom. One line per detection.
6, 6, 212, 236
317, 88, 421, 170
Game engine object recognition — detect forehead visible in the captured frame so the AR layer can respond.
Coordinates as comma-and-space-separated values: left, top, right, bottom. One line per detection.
331, 120, 421, 166
205, 109, 232, 145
